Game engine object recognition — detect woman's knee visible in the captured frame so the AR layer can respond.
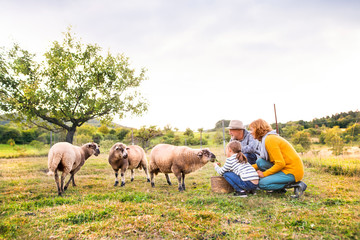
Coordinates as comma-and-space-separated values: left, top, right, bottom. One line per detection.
256, 158, 273, 171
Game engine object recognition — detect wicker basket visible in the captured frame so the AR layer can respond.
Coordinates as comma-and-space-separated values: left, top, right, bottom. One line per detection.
211, 176, 234, 193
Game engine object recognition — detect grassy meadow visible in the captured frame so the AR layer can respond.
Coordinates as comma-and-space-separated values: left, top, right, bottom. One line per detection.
1, 145, 360, 239
0, 144, 49, 159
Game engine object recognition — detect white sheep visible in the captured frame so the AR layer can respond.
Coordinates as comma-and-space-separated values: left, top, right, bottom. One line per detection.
47, 142, 100, 196
108, 143, 150, 187
149, 144, 217, 191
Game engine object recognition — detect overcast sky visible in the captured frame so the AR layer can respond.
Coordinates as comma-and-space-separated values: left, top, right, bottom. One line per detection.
1, 0, 359, 131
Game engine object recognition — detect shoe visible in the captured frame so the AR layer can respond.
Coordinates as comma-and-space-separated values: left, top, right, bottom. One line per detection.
234, 191, 248, 197
293, 181, 307, 198
267, 189, 287, 194
246, 190, 257, 195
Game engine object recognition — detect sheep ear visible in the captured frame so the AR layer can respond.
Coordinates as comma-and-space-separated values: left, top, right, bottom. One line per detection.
115, 146, 119, 150
126, 147, 130, 150
197, 152, 203, 158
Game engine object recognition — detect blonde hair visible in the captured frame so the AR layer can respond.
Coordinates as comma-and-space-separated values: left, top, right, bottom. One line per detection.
226, 141, 247, 164
249, 119, 273, 141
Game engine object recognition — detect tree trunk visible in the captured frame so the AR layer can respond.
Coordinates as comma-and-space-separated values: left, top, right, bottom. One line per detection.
65, 127, 76, 144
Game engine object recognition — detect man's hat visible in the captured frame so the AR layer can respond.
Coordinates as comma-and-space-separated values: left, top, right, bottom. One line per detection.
227, 120, 245, 130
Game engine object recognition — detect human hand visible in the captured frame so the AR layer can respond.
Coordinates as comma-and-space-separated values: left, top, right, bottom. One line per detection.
257, 170, 264, 178
213, 162, 221, 167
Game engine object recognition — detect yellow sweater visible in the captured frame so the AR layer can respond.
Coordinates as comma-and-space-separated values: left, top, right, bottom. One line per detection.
253, 134, 304, 182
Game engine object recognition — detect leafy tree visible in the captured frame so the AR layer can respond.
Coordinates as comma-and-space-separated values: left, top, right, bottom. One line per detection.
77, 124, 96, 135
342, 123, 360, 143
291, 131, 311, 152
98, 125, 110, 135
0, 28, 148, 143
0, 126, 22, 144
324, 126, 344, 155
280, 123, 304, 139
92, 133, 103, 144
214, 120, 230, 130
116, 128, 130, 141
184, 128, 194, 138
134, 125, 162, 149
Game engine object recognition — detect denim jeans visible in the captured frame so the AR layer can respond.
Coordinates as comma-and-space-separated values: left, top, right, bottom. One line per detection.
223, 172, 258, 192
244, 152, 257, 165
256, 158, 295, 190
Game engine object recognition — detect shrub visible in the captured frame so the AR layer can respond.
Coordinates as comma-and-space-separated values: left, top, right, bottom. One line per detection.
92, 133, 104, 144
7, 139, 15, 147
29, 140, 45, 149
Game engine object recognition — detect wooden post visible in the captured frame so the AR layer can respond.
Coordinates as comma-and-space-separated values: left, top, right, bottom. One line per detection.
50, 131, 52, 147
222, 120, 226, 155
274, 104, 279, 134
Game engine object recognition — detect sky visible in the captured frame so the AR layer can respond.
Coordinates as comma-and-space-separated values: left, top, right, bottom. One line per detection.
1, 0, 359, 131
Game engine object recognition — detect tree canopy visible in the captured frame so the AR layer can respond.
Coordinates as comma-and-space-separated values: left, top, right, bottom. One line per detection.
0, 29, 148, 143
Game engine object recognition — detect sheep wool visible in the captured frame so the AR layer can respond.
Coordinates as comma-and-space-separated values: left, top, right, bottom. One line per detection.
47, 142, 100, 196
149, 144, 217, 191
108, 143, 150, 187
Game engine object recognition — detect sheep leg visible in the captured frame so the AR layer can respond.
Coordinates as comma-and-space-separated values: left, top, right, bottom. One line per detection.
54, 170, 62, 196
72, 175, 77, 187
165, 174, 172, 185
143, 166, 150, 182
130, 169, 134, 182
114, 171, 119, 186
120, 168, 126, 187
172, 169, 183, 191
60, 172, 68, 195
181, 172, 186, 191
64, 174, 74, 191
150, 171, 155, 187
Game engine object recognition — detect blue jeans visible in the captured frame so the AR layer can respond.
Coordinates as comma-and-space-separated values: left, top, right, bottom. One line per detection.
256, 158, 295, 190
244, 152, 257, 165
223, 172, 258, 192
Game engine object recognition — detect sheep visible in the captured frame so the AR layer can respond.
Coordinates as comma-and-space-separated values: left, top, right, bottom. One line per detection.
47, 142, 100, 196
149, 144, 217, 191
108, 143, 150, 187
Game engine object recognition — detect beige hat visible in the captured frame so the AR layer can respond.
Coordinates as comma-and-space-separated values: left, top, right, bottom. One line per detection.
227, 120, 245, 130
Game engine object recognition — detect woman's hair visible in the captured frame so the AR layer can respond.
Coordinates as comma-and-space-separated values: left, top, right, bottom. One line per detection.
227, 141, 247, 164
249, 119, 273, 141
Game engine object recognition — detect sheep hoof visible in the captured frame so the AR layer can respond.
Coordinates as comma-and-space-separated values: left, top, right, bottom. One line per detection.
167, 181, 172, 186
147, 179, 150, 182
114, 181, 119, 186
131, 178, 134, 182
64, 186, 68, 190
151, 182, 155, 188
121, 182, 125, 187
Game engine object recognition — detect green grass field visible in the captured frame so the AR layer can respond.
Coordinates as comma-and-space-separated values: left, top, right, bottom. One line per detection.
1, 146, 359, 239
0, 144, 49, 159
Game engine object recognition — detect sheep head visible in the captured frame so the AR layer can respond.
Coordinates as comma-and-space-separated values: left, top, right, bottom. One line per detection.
197, 148, 216, 163
113, 143, 128, 159
87, 142, 100, 156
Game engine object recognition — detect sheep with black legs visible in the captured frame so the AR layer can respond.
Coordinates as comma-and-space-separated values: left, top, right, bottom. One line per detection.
149, 144, 217, 191
108, 143, 150, 186
47, 142, 100, 196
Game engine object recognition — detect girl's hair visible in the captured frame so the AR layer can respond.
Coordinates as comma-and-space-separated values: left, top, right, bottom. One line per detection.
249, 119, 273, 141
227, 141, 247, 164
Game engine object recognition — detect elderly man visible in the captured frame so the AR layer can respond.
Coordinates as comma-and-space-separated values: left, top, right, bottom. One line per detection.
227, 120, 260, 164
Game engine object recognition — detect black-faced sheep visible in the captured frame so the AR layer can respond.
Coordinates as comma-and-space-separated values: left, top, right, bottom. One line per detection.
108, 143, 150, 187
149, 144, 217, 191
47, 142, 100, 196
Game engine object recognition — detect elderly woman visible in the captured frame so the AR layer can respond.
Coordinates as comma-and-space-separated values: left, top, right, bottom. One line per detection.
249, 119, 307, 193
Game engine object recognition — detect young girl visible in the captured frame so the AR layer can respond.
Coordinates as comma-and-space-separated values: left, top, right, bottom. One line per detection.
214, 141, 259, 197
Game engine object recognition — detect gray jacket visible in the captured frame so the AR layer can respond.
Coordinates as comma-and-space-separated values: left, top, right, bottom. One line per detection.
231, 129, 261, 156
